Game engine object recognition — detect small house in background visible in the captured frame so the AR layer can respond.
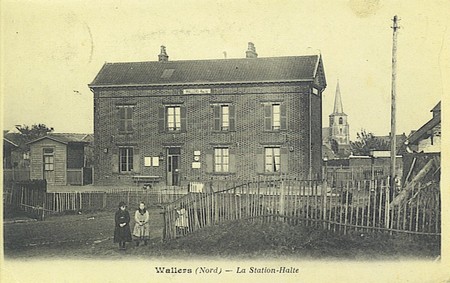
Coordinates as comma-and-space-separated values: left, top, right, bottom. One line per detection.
3, 131, 30, 169
405, 101, 441, 153
3, 137, 18, 169
28, 133, 93, 186
3, 131, 30, 184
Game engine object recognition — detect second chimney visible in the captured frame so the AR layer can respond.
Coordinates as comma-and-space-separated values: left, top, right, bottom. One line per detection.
158, 45, 169, 62
246, 42, 258, 58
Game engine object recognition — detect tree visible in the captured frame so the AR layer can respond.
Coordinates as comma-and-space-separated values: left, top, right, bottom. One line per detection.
350, 130, 389, 156
15, 124, 54, 150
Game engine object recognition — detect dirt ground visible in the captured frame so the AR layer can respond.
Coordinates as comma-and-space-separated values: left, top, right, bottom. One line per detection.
3, 206, 440, 260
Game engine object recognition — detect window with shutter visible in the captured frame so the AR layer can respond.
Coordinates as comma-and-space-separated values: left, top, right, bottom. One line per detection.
212, 104, 234, 132
214, 147, 229, 173
264, 147, 281, 173
264, 104, 272, 131
133, 148, 140, 173
229, 104, 236, 131
111, 148, 119, 173
272, 104, 281, 130
205, 153, 213, 173
158, 107, 165, 133
280, 103, 287, 130
119, 147, 133, 172
221, 105, 229, 131
263, 103, 287, 131
117, 106, 134, 133
213, 105, 221, 131
180, 106, 187, 132
280, 147, 289, 173
167, 106, 181, 131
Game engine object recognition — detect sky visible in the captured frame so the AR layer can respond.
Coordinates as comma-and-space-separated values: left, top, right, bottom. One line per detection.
1, 0, 449, 140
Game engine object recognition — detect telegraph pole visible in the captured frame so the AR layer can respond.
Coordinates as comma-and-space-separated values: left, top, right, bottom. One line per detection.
390, 16, 400, 192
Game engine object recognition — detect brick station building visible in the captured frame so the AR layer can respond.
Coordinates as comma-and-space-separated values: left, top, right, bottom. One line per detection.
89, 43, 327, 186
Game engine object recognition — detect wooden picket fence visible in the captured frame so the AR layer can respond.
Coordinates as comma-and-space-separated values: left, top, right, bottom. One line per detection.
4, 184, 187, 219
162, 175, 441, 240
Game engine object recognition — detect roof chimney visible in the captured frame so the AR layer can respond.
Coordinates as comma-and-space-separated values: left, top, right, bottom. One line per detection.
246, 42, 258, 58
158, 45, 169, 62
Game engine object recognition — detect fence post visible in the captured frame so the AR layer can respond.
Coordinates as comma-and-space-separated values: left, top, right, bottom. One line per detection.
279, 179, 285, 218
322, 179, 328, 229
385, 177, 390, 230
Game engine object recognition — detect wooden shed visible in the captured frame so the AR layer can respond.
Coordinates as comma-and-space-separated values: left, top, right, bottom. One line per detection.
28, 134, 93, 186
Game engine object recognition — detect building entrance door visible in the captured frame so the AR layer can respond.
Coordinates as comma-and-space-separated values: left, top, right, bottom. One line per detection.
166, 147, 181, 186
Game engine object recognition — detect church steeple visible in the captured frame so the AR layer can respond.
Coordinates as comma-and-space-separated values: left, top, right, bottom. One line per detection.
329, 79, 349, 145
333, 80, 344, 114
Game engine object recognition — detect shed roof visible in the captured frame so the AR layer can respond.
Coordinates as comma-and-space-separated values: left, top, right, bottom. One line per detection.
27, 133, 92, 145
3, 138, 19, 147
3, 132, 22, 147
89, 55, 325, 87
405, 115, 441, 146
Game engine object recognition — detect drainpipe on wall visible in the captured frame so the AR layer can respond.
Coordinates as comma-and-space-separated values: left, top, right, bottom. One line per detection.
309, 88, 312, 180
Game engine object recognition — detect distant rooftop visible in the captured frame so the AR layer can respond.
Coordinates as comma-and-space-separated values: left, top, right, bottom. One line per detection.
27, 133, 93, 145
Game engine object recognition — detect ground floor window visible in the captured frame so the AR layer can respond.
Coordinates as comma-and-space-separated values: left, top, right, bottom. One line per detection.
214, 147, 229, 173
265, 147, 281, 173
119, 147, 133, 172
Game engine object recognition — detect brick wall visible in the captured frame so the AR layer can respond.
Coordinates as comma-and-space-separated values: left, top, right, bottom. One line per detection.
93, 82, 322, 186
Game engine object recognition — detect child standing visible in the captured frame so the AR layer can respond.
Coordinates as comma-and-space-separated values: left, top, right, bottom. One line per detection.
175, 204, 189, 237
133, 202, 150, 246
114, 201, 132, 250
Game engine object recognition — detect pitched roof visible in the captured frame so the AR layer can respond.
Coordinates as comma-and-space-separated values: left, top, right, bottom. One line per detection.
89, 55, 323, 87
27, 133, 92, 145
431, 101, 441, 113
405, 115, 441, 145
3, 132, 23, 146
332, 80, 344, 114
3, 138, 18, 147
322, 144, 338, 160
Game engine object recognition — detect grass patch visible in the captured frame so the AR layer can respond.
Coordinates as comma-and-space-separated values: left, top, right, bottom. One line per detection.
161, 219, 440, 260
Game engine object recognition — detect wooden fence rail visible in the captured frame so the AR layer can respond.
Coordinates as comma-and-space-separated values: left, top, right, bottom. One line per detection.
4, 185, 188, 218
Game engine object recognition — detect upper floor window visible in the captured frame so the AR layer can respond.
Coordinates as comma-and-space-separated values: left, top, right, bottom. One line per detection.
117, 105, 134, 133
264, 103, 286, 131
167, 106, 181, 131
339, 117, 343, 125
159, 105, 187, 133
213, 104, 235, 131
272, 104, 281, 130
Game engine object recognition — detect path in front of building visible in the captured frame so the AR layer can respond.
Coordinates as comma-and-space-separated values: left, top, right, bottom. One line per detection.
3, 207, 167, 259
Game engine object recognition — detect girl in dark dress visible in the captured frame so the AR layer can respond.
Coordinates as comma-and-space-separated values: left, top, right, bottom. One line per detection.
114, 201, 132, 250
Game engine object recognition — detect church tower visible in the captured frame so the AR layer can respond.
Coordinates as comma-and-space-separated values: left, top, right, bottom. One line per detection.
329, 80, 349, 145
